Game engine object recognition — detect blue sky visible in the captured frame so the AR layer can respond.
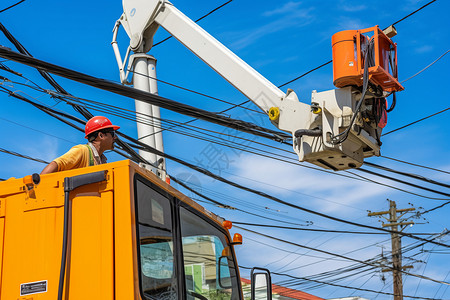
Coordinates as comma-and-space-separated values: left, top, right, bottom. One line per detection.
1, 0, 450, 299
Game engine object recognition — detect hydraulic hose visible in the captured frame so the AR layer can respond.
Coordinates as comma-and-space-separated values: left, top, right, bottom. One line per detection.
294, 128, 322, 138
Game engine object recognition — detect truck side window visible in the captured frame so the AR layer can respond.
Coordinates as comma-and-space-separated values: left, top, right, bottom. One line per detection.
180, 206, 240, 300
135, 179, 178, 300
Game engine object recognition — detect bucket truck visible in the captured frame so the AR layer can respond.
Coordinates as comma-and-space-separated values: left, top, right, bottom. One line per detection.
0, 1, 405, 300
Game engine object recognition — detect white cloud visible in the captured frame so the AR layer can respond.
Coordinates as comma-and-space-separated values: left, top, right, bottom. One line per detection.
262, 1, 303, 17
415, 45, 433, 54
336, 16, 367, 31
228, 4, 315, 50
340, 4, 367, 12
229, 154, 389, 215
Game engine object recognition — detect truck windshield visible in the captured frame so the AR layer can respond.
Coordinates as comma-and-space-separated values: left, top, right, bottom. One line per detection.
180, 206, 240, 300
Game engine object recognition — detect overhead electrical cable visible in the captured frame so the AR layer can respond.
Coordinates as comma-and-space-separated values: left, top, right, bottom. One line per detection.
401, 48, 449, 84
3, 86, 449, 249
381, 156, 450, 175
5, 78, 448, 204
237, 226, 450, 286
0, 143, 444, 292
382, 106, 450, 136
152, 0, 234, 47
275, 235, 445, 288
390, 0, 437, 27
7, 77, 449, 204
364, 161, 450, 189
3, 81, 448, 202
251, 267, 441, 300
0, 147, 49, 164
172, 178, 312, 224
275, 230, 449, 281
0, 87, 144, 165
245, 236, 350, 263
172, 176, 309, 226
0, 0, 25, 14
46, 90, 295, 158
129, 69, 263, 114
346, 170, 449, 201
421, 201, 450, 215
231, 221, 439, 236
0, 47, 291, 143
0, 23, 149, 164
357, 167, 450, 198
0, 83, 368, 185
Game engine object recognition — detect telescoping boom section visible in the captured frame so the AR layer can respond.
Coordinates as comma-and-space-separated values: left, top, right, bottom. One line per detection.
0, 160, 246, 299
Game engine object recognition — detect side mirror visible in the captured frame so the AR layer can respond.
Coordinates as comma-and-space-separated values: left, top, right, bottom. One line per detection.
218, 256, 232, 289
251, 267, 272, 300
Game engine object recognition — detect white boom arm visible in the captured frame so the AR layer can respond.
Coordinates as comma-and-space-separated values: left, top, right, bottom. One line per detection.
113, 0, 384, 171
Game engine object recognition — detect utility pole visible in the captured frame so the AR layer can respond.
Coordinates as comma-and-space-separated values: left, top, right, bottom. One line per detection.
368, 200, 415, 300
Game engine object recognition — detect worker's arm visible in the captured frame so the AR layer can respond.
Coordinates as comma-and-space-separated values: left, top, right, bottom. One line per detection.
40, 161, 59, 175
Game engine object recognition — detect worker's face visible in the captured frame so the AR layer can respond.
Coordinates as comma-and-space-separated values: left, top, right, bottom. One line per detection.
100, 130, 117, 150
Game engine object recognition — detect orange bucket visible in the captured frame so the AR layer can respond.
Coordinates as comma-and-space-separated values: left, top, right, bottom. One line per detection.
332, 26, 404, 92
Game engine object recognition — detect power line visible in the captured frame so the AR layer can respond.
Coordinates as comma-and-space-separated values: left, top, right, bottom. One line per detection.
237, 226, 450, 286
357, 167, 450, 198
401, 48, 450, 84
5, 75, 447, 202
3, 87, 449, 248
250, 267, 442, 300
364, 161, 450, 190
152, 0, 234, 47
0, 0, 25, 14
391, 0, 438, 27
231, 221, 439, 236
382, 106, 450, 136
0, 22, 150, 164
346, 170, 449, 201
278, 60, 332, 89
4, 81, 449, 203
0, 147, 49, 164
0, 83, 369, 186
129, 69, 263, 114
3, 89, 447, 250
172, 176, 309, 227
5, 74, 449, 202
381, 156, 450, 175
0, 47, 291, 143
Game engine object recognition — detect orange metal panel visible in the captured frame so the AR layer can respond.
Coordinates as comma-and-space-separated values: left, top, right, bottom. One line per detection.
0, 214, 4, 290
67, 189, 114, 299
0, 192, 62, 300
114, 163, 139, 300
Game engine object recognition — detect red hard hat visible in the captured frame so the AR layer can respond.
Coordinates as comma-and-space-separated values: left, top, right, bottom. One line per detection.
85, 116, 120, 138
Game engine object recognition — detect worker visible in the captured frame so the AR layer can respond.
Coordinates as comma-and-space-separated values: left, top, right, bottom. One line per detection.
40, 116, 120, 174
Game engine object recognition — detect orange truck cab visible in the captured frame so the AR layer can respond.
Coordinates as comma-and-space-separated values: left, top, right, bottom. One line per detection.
0, 160, 269, 300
